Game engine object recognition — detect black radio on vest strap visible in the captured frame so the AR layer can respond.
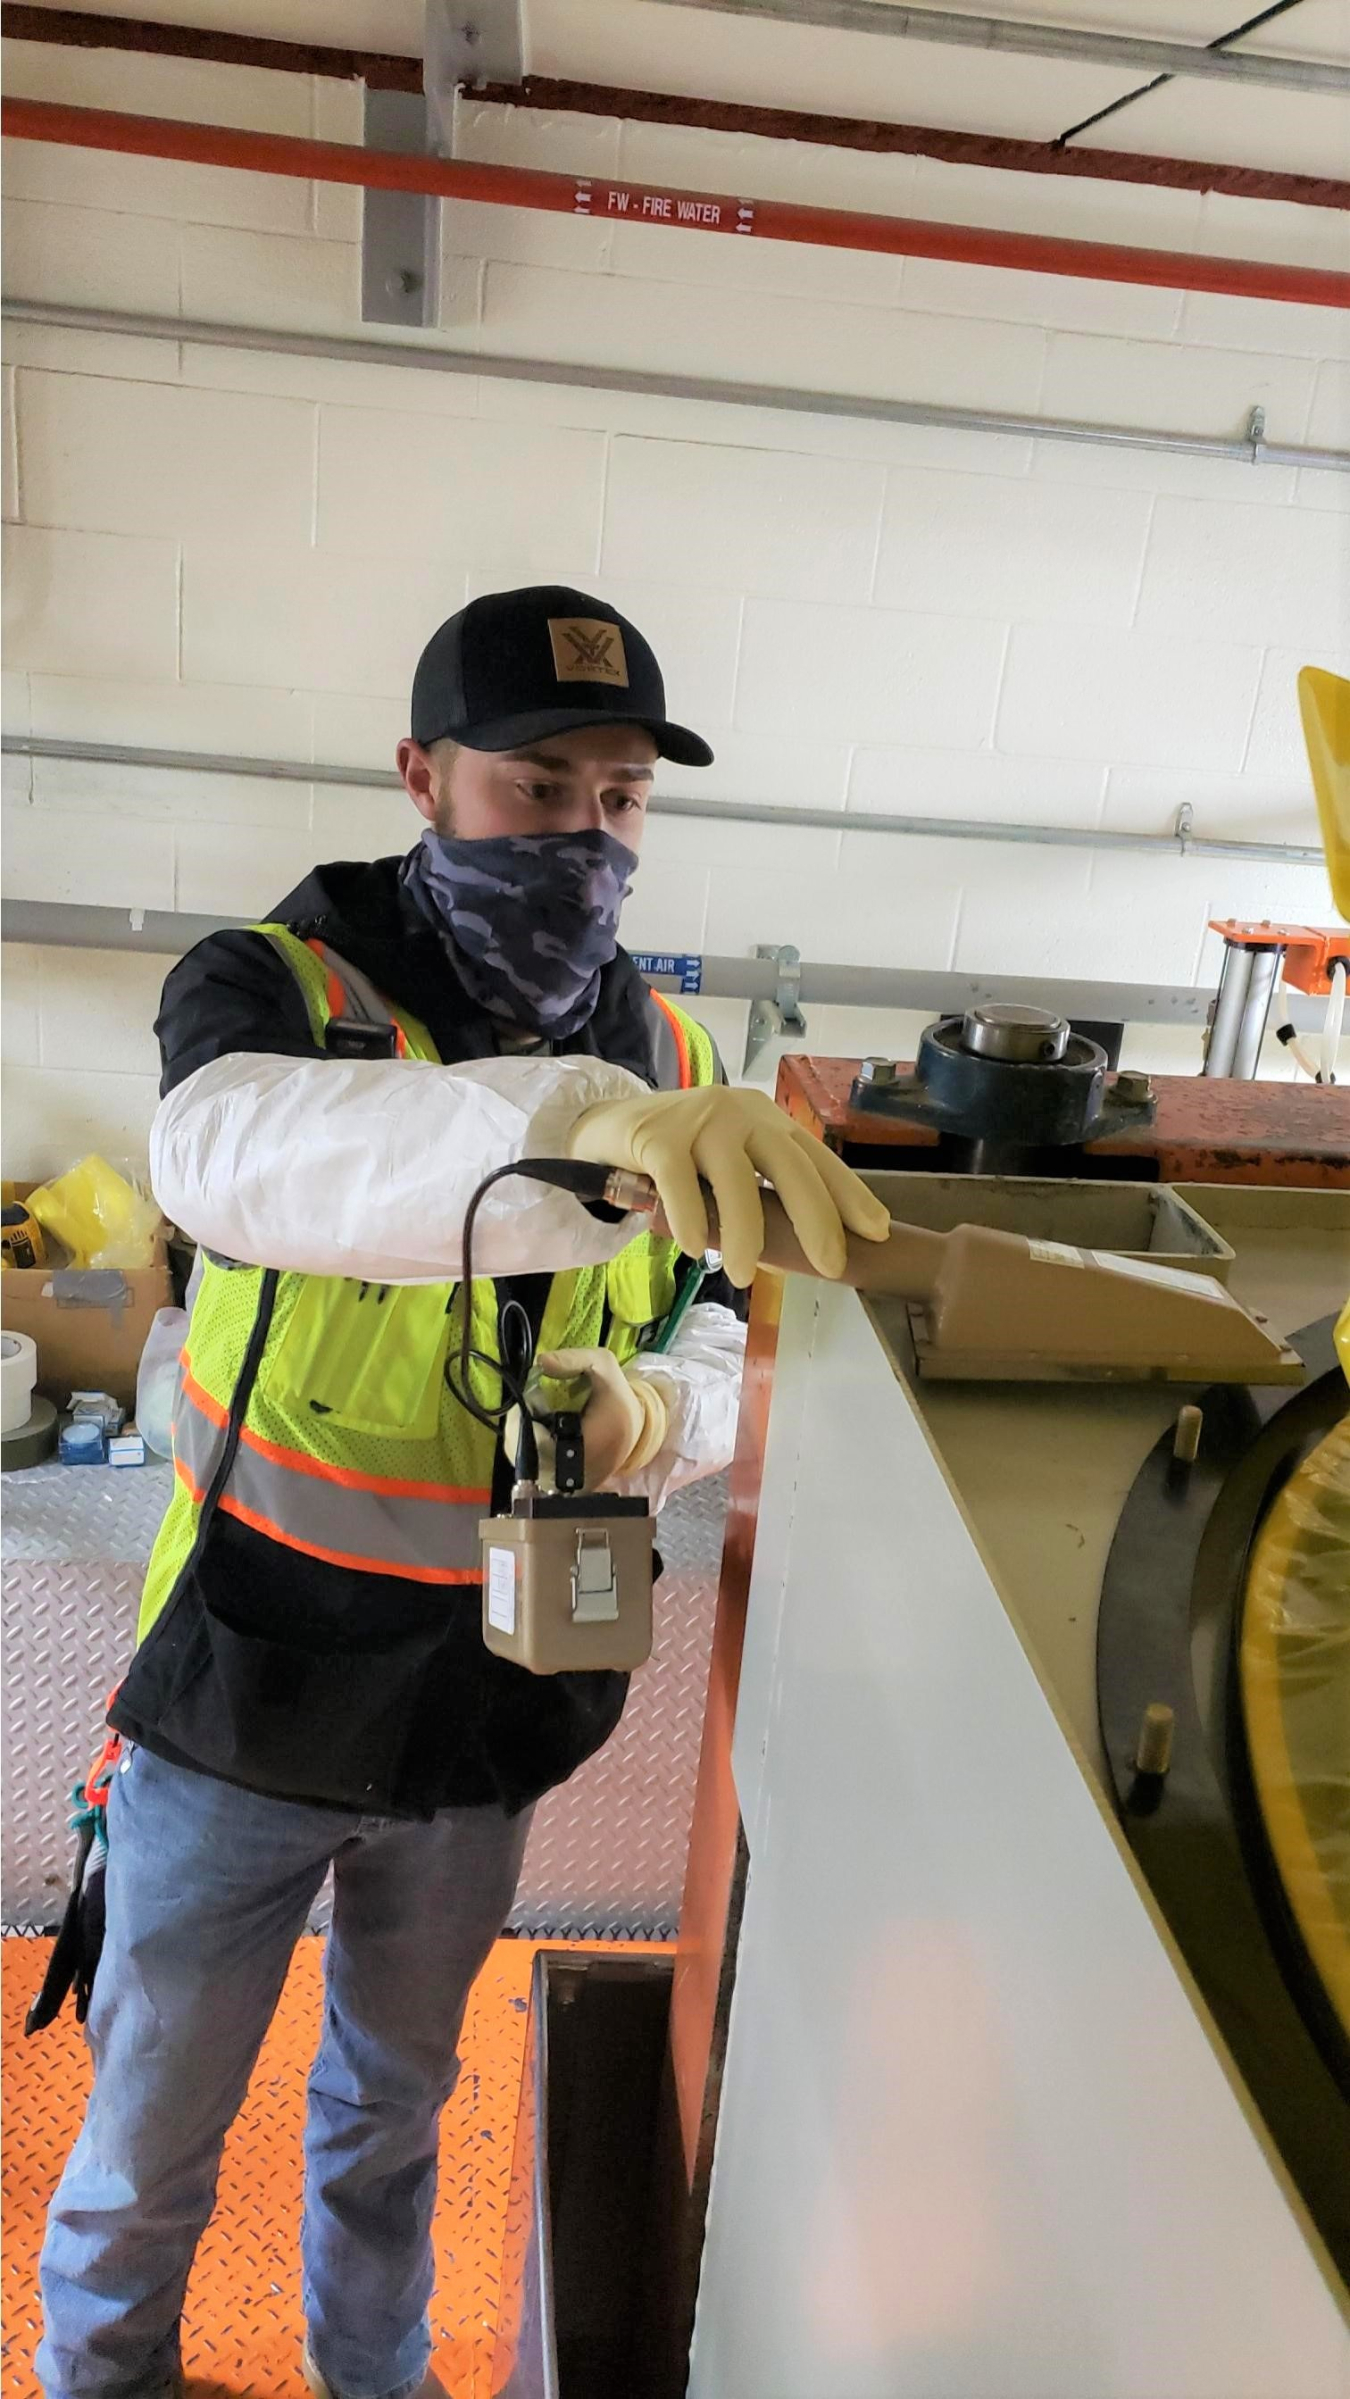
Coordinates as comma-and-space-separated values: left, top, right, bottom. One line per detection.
325, 1016, 399, 1060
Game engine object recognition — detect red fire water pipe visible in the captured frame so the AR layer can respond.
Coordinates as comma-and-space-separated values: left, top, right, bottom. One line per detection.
5, 95, 1346, 308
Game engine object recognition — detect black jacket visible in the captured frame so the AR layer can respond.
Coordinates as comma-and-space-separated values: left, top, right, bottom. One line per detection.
112, 855, 729, 1820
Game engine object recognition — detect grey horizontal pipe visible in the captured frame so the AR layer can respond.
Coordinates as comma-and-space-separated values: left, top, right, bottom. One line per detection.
643, 0, 1350, 93
5, 303, 1347, 476
641, 786, 1326, 866
1, 734, 1327, 868
1, 901, 248, 956
4, 897, 1335, 1033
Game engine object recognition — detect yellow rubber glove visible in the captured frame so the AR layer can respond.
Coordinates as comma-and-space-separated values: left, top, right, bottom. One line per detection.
535, 1348, 670, 1488
566, 1085, 890, 1288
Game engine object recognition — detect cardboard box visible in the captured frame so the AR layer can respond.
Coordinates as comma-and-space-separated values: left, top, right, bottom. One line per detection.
0, 1185, 174, 1414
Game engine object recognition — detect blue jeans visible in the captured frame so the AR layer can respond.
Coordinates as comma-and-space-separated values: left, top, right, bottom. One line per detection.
38, 1745, 533, 2399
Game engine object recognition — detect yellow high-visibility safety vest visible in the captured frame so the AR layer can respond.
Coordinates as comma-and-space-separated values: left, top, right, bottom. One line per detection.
138, 926, 714, 1637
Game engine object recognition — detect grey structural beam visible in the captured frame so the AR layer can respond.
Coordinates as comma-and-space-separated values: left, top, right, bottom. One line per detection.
4, 305, 1348, 477
1, 735, 1328, 869
638, 0, 1350, 95
360, 88, 439, 329
3, 897, 1335, 1033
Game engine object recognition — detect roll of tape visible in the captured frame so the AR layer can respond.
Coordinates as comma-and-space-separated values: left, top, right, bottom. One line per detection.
0, 1330, 38, 1435
1, 1395, 58, 1472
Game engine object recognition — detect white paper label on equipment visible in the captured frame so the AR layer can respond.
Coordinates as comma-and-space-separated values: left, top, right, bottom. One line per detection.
1088, 1252, 1232, 1303
1028, 1240, 1084, 1266
487, 1547, 517, 1635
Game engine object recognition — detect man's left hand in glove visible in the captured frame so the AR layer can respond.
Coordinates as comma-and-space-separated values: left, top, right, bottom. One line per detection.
510, 1346, 674, 1491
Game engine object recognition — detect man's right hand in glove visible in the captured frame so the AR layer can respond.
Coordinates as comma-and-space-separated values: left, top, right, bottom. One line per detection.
566, 1084, 889, 1288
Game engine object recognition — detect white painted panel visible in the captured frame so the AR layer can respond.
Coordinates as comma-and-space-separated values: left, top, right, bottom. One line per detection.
2, 526, 180, 683
37, 948, 164, 1078
1, 1063, 160, 1183
694, 1280, 1348, 2399
874, 468, 1151, 628
735, 599, 1007, 746
1, 798, 175, 910
996, 622, 1262, 770
849, 743, 1105, 828
2, 365, 18, 526
18, 372, 316, 546
2, 943, 40, 1069
480, 264, 1047, 415
316, 406, 606, 574
1, 196, 181, 317
602, 436, 885, 603
1137, 495, 1350, 653
179, 225, 361, 336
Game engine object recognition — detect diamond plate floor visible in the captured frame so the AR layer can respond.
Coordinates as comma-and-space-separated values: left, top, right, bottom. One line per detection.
3, 1465, 726, 1940
3, 1933, 666, 2399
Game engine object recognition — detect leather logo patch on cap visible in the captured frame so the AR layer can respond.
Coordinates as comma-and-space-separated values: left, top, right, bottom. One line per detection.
548, 617, 629, 687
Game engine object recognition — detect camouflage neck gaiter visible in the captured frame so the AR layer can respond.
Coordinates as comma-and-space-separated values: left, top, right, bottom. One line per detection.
401, 825, 637, 1039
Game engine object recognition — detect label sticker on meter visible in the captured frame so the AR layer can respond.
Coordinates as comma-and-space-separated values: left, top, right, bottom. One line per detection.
487, 1547, 517, 1635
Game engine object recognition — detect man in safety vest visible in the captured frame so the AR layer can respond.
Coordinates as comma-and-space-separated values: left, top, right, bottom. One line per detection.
38, 585, 887, 2399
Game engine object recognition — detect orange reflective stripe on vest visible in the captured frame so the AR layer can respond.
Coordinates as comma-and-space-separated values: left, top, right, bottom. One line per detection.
306, 938, 410, 1058
178, 1360, 488, 1507
648, 987, 692, 1089
174, 1371, 487, 1584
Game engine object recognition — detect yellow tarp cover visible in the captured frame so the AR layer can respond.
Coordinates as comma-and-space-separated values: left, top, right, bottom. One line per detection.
1240, 1411, 1350, 2047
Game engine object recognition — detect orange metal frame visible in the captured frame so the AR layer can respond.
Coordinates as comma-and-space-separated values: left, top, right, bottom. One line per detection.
669, 1273, 782, 2185
775, 1055, 1350, 1188
5, 97, 1349, 309
1210, 919, 1350, 998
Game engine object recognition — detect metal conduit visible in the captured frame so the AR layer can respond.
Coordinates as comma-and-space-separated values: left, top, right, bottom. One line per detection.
5, 13, 1343, 205
4, 0, 1342, 95
0, 735, 1329, 868
5, 304, 1348, 477
641, 0, 1350, 93
4, 897, 1336, 1035
4, 98, 1348, 307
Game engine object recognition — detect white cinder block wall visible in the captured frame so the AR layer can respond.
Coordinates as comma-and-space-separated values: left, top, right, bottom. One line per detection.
3, 36, 1347, 1175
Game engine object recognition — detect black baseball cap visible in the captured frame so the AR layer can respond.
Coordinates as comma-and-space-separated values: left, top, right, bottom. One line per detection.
410, 584, 714, 767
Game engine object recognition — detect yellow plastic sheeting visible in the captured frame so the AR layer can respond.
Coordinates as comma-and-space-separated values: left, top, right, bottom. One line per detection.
1240, 1411, 1350, 2048
1299, 665, 1350, 922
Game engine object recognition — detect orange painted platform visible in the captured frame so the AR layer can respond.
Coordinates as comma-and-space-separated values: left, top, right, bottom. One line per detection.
3, 1934, 666, 2399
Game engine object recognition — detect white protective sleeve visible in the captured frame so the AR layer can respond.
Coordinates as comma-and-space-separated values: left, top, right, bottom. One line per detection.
611, 1303, 748, 1514
150, 1049, 654, 1283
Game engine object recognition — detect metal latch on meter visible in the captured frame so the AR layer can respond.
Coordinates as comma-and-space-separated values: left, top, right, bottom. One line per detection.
571, 1530, 620, 1624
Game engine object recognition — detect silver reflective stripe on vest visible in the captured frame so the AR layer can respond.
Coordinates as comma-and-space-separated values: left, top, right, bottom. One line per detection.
646, 992, 685, 1090
174, 1385, 486, 1584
